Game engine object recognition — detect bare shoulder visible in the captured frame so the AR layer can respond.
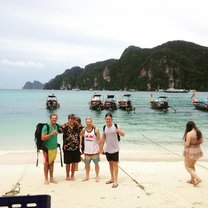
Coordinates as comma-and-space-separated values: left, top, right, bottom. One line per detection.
95, 127, 100, 133
80, 127, 85, 134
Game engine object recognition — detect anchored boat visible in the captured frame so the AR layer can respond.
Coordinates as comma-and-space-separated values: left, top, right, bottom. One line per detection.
104, 94, 117, 111
150, 95, 169, 111
118, 94, 135, 111
192, 92, 208, 111
164, 88, 189, 93
46, 94, 60, 111
89, 94, 104, 111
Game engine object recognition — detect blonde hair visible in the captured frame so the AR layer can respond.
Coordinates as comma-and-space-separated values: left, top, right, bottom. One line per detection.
86, 116, 92, 122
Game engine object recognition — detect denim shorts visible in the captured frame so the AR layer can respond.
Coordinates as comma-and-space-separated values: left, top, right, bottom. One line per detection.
85, 155, 100, 164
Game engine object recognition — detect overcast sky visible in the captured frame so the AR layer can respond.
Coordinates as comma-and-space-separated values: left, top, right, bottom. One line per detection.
0, 0, 208, 89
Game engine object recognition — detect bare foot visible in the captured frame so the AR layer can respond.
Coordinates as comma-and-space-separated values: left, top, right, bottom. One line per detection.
194, 178, 201, 186
106, 180, 113, 184
66, 177, 70, 181
82, 177, 89, 181
44, 180, 49, 185
112, 183, 118, 188
186, 180, 194, 184
50, 178, 58, 184
96, 177, 100, 182
70, 177, 75, 181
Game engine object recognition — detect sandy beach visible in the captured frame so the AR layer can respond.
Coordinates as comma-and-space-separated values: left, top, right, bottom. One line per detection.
0, 150, 208, 208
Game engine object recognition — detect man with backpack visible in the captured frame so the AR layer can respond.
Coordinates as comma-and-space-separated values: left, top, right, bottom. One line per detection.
101, 113, 125, 188
41, 113, 60, 185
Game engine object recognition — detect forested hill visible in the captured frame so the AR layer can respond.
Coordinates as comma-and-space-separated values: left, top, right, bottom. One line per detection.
44, 40, 208, 91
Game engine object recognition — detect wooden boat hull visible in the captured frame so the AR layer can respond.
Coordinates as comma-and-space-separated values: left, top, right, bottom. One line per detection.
46, 104, 60, 111
118, 100, 134, 111
150, 101, 168, 111
104, 101, 117, 110
90, 101, 104, 111
193, 102, 208, 111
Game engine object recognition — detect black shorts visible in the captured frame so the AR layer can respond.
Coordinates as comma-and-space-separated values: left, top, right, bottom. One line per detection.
105, 151, 119, 162
64, 149, 81, 164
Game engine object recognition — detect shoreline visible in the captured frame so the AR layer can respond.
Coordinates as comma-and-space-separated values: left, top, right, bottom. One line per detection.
1, 149, 208, 207
1, 148, 208, 165
1, 159, 208, 207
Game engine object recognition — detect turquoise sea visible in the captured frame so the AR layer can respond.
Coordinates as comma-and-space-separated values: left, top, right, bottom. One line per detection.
0, 89, 208, 154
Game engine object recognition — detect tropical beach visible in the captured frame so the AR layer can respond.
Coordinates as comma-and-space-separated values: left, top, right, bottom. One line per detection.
1, 0, 208, 207
1, 150, 208, 208
1, 89, 208, 207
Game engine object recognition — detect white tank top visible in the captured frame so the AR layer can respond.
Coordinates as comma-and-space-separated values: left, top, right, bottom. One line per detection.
104, 124, 119, 153
84, 127, 99, 154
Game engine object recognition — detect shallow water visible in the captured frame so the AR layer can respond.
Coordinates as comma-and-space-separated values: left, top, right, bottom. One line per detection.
0, 89, 207, 154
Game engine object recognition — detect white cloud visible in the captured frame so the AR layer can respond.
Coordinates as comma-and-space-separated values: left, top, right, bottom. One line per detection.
0, 0, 208, 89
0, 58, 45, 69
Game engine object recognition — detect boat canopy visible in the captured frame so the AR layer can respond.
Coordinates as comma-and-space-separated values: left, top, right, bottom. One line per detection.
93, 94, 102, 97
48, 94, 56, 98
107, 95, 115, 99
124, 94, 131, 97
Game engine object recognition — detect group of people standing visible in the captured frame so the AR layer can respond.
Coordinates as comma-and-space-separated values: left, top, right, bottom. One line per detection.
41, 113, 204, 188
41, 113, 125, 188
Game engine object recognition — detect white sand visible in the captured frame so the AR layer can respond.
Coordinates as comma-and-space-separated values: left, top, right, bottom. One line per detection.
0, 150, 208, 208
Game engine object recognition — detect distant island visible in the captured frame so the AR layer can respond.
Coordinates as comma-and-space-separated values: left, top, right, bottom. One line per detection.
23, 40, 208, 91
22, 80, 44, 89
